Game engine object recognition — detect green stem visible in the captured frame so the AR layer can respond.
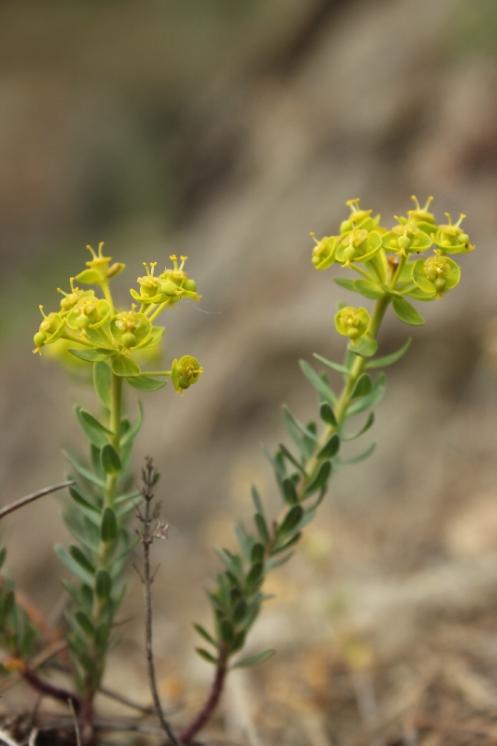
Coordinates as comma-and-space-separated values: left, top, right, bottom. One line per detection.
101, 280, 114, 312
85, 373, 123, 704
148, 302, 167, 322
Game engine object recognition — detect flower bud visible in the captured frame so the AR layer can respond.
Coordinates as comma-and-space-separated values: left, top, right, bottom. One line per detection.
171, 355, 203, 392
335, 306, 371, 340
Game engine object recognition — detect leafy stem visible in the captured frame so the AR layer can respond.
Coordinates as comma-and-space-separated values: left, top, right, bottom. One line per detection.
186, 267, 404, 742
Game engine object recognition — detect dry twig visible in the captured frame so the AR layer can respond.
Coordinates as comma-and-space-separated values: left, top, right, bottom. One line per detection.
0, 482, 73, 521
136, 457, 181, 746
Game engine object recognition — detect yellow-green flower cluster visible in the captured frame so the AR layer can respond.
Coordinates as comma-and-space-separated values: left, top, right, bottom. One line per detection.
310, 196, 474, 314
33, 244, 203, 392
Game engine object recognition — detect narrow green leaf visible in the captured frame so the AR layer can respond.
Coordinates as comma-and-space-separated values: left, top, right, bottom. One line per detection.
303, 460, 332, 498
114, 490, 142, 506
111, 355, 140, 377
93, 362, 112, 409
75, 407, 112, 448
69, 485, 100, 519
254, 513, 270, 544
336, 442, 376, 466
278, 505, 304, 536
70, 546, 96, 575
64, 451, 105, 488
347, 374, 386, 415
90, 444, 104, 479
313, 353, 349, 376
271, 532, 302, 557
251, 543, 265, 564
281, 478, 299, 506
196, 647, 218, 665
2, 589, 15, 621
282, 406, 318, 446
64, 513, 100, 552
120, 402, 144, 448
354, 279, 385, 299
95, 570, 112, 599
334, 277, 357, 291
126, 375, 167, 391
317, 434, 340, 459
69, 348, 112, 363
101, 508, 118, 543
392, 297, 425, 326
193, 623, 218, 648
231, 629, 247, 652
351, 374, 373, 399
278, 444, 306, 475
235, 523, 253, 562
266, 553, 294, 571
101, 444, 121, 475
0, 547, 7, 569
220, 620, 234, 644
251, 486, 264, 517
75, 611, 95, 639
55, 545, 94, 585
233, 649, 275, 669
342, 412, 375, 441
366, 338, 412, 370
246, 562, 264, 592
320, 402, 337, 426
299, 360, 335, 405
233, 599, 248, 624
341, 412, 375, 441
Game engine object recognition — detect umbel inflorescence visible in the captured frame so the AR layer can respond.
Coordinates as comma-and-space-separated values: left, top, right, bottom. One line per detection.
312, 196, 473, 346
33, 242, 202, 391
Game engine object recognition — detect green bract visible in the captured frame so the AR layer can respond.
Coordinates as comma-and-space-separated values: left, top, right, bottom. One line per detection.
335, 228, 382, 266
171, 355, 204, 392
412, 255, 461, 298
382, 220, 432, 256
335, 306, 371, 339
433, 212, 474, 254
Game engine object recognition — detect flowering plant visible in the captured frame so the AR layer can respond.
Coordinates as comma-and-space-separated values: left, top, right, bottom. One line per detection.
3, 243, 202, 731
0, 198, 474, 745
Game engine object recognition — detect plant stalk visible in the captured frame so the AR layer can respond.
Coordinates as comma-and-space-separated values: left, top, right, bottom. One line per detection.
183, 276, 400, 741
179, 652, 228, 744
83, 372, 123, 713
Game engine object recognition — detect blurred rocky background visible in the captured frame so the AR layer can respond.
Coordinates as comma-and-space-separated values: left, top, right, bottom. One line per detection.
2, 1, 497, 743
